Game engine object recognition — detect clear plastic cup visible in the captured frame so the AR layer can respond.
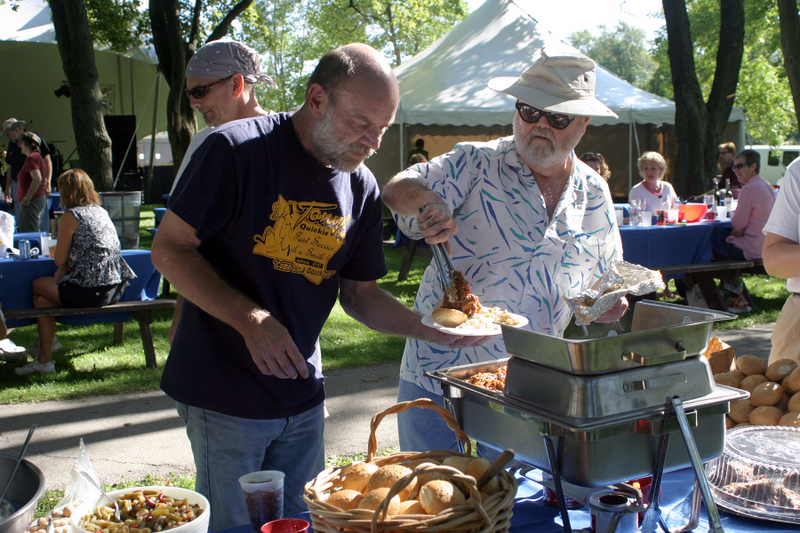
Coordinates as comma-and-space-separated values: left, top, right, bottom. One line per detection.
239, 471, 285, 533
640, 211, 653, 227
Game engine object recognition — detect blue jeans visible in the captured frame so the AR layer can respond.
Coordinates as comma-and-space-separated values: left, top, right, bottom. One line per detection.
176, 402, 325, 532
396, 379, 497, 459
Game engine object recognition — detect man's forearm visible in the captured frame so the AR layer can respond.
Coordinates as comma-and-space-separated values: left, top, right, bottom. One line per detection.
382, 174, 440, 216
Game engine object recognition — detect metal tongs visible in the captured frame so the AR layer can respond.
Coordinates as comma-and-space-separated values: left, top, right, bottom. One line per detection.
417, 207, 456, 294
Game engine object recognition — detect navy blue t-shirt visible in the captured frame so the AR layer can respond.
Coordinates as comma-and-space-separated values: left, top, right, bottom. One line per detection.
161, 113, 388, 419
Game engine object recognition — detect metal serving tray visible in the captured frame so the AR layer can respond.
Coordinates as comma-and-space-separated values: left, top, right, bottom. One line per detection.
428, 360, 747, 487
503, 356, 715, 423
502, 300, 736, 375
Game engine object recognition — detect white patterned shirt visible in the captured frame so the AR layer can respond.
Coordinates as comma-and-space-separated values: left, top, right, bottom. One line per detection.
392, 136, 623, 394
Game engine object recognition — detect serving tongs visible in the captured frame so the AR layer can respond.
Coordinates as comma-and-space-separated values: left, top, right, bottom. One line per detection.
431, 243, 456, 294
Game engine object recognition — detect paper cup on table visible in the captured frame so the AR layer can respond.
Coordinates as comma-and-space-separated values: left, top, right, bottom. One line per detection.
716, 206, 727, 219
640, 211, 653, 227
615, 207, 624, 227
240, 471, 285, 533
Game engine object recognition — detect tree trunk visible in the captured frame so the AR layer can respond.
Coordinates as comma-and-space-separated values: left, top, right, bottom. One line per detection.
48, 0, 113, 191
663, 0, 744, 198
777, 0, 800, 126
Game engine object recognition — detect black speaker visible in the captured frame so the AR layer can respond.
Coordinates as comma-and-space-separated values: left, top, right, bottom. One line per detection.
103, 115, 138, 179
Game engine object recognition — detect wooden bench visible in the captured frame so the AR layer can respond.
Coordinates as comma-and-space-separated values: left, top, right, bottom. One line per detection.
658, 260, 755, 311
5, 299, 177, 369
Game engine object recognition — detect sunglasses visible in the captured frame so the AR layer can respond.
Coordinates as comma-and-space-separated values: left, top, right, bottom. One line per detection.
515, 102, 576, 130
732, 163, 750, 170
184, 75, 233, 100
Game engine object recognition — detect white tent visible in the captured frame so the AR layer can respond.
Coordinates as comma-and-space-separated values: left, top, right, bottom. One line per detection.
0, 0, 169, 180
365, 0, 745, 197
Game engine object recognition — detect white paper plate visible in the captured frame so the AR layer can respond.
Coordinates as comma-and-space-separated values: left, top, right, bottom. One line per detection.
421, 312, 528, 336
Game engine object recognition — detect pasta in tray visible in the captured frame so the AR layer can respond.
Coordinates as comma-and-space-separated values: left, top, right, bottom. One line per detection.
78, 490, 204, 532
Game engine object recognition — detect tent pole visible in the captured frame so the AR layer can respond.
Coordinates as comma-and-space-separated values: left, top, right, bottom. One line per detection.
399, 119, 405, 172
131, 59, 137, 116
146, 71, 162, 203
628, 122, 633, 193
117, 55, 125, 114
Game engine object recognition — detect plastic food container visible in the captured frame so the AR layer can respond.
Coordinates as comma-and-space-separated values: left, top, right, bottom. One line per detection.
705, 425, 800, 525
70, 486, 210, 533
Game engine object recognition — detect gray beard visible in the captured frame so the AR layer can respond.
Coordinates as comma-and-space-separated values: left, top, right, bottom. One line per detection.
311, 108, 373, 173
513, 116, 581, 170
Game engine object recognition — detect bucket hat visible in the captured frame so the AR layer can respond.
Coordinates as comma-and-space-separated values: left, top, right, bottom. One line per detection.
186, 39, 277, 88
488, 44, 618, 118
1, 118, 25, 135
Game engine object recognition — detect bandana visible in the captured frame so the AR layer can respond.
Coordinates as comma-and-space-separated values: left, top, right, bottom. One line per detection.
186, 39, 277, 88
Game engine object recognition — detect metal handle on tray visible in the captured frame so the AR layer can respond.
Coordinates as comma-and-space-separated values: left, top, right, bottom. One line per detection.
624, 373, 687, 393
621, 343, 687, 366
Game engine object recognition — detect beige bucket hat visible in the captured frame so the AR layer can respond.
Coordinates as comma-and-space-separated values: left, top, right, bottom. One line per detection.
488, 44, 618, 118
1, 118, 25, 135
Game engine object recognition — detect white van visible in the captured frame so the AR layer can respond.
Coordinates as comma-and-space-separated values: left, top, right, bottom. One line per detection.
745, 145, 800, 185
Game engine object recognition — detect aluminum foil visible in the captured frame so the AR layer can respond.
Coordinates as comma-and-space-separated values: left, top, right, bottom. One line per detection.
565, 260, 666, 325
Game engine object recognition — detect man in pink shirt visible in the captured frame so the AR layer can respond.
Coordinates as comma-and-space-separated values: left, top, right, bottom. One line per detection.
725, 149, 775, 260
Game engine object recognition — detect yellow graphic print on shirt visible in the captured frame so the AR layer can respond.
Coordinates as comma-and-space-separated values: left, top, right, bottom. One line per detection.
253, 195, 350, 285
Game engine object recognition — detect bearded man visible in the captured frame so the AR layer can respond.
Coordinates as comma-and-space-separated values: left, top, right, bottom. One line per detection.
382, 44, 628, 455
152, 43, 471, 532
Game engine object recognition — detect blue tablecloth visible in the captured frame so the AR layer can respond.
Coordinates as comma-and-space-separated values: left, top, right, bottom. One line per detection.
0, 249, 162, 328
216, 467, 794, 533
620, 221, 732, 274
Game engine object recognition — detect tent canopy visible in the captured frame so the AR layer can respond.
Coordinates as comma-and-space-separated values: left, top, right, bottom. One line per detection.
393, 0, 744, 128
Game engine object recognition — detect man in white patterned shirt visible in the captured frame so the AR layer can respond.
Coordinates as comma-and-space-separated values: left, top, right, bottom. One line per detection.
383, 44, 627, 454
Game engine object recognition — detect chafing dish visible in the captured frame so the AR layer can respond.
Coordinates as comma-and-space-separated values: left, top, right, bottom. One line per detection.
502, 300, 736, 375
430, 359, 747, 487
0, 453, 45, 533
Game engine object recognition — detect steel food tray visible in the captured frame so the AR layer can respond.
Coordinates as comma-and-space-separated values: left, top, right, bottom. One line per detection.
428, 360, 747, 487
503, 355, 715, 423
502, 300, 736, 375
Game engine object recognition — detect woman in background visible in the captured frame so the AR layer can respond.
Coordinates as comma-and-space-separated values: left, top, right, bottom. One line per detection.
580, 152, 611, 181
16, 132, 47, 232
628, 151, 678, 213
15, 169, 136, 375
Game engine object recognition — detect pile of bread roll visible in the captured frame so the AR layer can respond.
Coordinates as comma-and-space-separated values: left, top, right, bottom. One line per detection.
322, 456, 501, 516
714, 355, 800, 428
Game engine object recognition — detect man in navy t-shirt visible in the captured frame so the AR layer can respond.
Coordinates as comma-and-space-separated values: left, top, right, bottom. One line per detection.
152, 43, 478, 532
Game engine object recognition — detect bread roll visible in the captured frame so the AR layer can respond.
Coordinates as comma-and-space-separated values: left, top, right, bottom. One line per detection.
750, 381, 784, 406
364, 464, 416, 501
341, 462, 379, 493
442, 456, 473, 473
359, 488, 401, 515
432, 307, 468, 328
419, 480, 467, 515
749, 406, 783, 426
776, 392, 791, 412
729, 399, 754, 424
782, 367, 800, 393
412, 462, 446, 487
397, 500, 427, 515
739, 374, 769, 393
779, 411, 800, 428
465, 458, 500, 494
714, 370, 746, 388
765, 359, 798, 382
788, 391, 800, 412
327, 489, 364, 510
736, 355, 767, 376
725, 415, 735, 430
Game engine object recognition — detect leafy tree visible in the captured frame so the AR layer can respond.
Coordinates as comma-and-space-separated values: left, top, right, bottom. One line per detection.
777, 0, 800, 135
662, 0, 745, 197
569, 23, 657, 89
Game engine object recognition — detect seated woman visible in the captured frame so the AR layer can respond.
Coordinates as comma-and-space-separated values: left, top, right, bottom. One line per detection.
16, 132, 48, 233
15, 169, 136, 376
580, 152, 611, 181
724, 149, 775, 260
628, 151, 678, 213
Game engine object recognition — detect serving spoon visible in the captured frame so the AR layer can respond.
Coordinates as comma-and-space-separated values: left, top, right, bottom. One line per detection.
0, 423, 36, 506
79, 471, 121, 522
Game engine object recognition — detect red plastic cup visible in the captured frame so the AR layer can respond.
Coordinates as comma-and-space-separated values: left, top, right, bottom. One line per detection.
261, 518, 310, 533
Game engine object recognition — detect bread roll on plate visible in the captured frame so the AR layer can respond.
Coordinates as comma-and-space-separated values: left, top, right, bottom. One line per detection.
432, 307, 468, 328
419, 480, 467, 515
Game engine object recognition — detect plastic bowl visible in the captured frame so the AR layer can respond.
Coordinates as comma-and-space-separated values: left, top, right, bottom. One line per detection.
678, 203, 709, 223
261, 518, 310, 533
70, 486, 210, 533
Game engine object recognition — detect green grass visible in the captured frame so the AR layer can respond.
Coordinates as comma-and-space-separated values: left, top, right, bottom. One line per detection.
0, 202, 787, 403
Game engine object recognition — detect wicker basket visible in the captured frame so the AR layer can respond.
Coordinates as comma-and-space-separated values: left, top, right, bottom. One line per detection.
303, 399, 518, 533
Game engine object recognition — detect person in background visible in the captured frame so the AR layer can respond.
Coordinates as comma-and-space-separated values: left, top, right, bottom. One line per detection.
2, 118, 52, 229
407, 138, 429, 166
15, 169, 136, 376
152, 43, 467, 532
580, 151, 611, 181
628, 151, 678, 213
724, 149, 775, 260
382, 44, 627, 455
15, 132, 48, 232
407, 153, 428, 166
166, 38, 278, 345
718, 141, 741, 191
762, 155, 800, 365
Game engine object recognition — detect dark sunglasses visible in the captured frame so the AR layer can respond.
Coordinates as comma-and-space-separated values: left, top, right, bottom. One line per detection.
515, 102, 576, 130
184, 75, 233, 100
732, 163, 750, 170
